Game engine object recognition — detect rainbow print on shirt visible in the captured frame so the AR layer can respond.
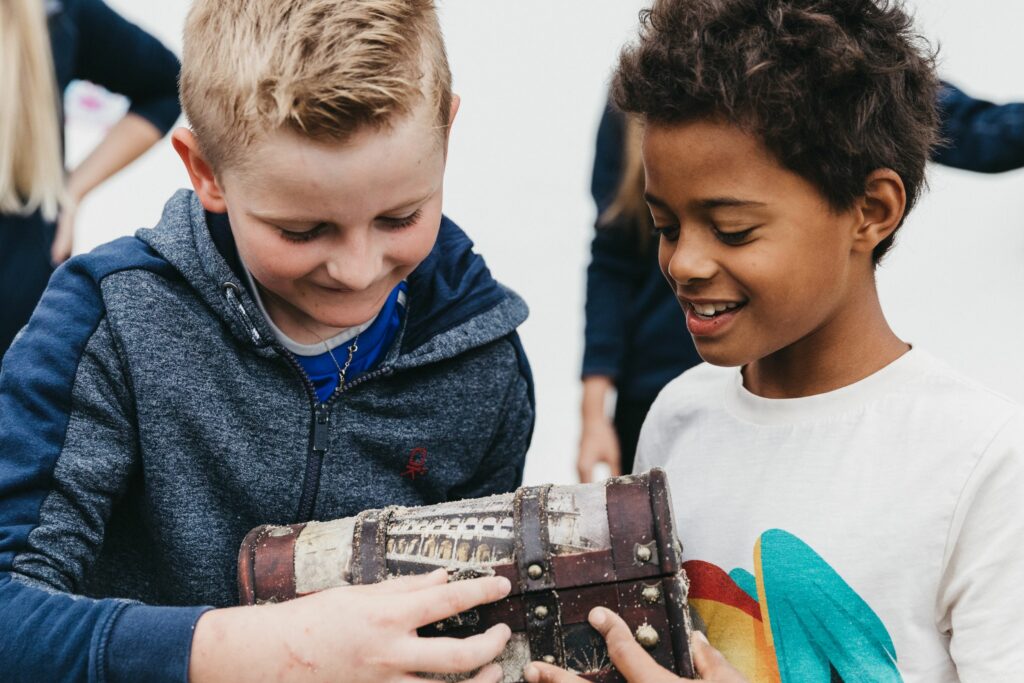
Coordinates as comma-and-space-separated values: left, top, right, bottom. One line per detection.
685, 529, 902, 682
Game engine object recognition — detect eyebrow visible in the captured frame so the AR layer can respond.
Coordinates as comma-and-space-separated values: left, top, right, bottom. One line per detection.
250, 191, 435, 226
248, 210, 317, 226
644, 193, 766, 211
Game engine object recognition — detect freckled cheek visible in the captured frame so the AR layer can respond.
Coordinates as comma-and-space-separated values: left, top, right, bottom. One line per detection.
388, 222, 441, 270
232, 219, 315, 286
733, 257, 799, 322
248, 244, 323, 290
752, 262, 831, 331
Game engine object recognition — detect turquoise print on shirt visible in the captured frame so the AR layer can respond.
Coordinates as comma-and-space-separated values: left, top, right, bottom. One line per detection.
684, 529, 902, 682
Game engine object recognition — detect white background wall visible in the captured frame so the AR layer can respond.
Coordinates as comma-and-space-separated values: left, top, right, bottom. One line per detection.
72, 1, 1024, 487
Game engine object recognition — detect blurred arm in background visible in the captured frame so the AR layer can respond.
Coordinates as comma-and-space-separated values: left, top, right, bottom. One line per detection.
580, 104, 630, 483
933, 81, 1024, 174
51, 0, 181, 263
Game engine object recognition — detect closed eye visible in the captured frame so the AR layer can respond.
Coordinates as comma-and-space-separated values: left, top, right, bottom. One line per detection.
651, 224, 680, 242
713, 226, 758, 245
379, 209, 423, 230
278, 223, 329, 243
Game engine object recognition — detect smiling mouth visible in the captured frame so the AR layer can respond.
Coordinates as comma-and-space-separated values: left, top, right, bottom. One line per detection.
685, 300, 747, 320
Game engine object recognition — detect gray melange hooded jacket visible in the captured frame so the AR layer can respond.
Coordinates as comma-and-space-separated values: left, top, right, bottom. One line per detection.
0, 190, 534, 682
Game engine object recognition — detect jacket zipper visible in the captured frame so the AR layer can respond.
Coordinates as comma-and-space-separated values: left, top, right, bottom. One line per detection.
223, 282, 263, 345
292, 366, 395, 520
295, 402, 331, 521
223, 282, 394, 522
278, 344, 393, 522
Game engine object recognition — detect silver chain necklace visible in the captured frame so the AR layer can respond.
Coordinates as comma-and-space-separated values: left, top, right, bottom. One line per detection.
322, 334, 360, 390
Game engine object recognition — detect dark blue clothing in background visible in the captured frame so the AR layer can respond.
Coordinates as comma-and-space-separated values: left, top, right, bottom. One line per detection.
0, 0, 181, 359
935, 82, 1024, 173
582, 104, 701, 403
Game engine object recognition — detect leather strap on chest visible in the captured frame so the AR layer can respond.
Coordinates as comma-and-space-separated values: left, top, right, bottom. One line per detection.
351, 507, 396, 584
513, 484, 565, 664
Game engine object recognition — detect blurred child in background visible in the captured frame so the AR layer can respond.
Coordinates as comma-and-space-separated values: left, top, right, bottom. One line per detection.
578, 102, 701, 482
0, 0, 181, 359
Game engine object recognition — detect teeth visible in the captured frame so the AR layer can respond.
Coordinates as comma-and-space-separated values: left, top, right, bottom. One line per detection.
691, 302, 740, 317
693, 303, 716, 316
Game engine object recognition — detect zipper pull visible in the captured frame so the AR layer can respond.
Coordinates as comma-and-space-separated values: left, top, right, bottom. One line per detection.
313, 404, 330, 453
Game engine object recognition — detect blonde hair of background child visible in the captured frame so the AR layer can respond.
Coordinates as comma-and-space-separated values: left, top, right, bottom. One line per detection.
599, 115, 652, 244
0, 0, 64, 222
180, 0, 453, 173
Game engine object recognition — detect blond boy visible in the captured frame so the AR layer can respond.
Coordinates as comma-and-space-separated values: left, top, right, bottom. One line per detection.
0, 1, 532, 680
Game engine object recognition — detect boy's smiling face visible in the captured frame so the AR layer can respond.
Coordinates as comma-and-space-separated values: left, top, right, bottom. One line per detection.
176, 98, 454, 344
643, 118, 878, 369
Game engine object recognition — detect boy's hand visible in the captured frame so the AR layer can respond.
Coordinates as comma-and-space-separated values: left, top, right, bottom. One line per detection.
190, 568, 512, 683
522, 607, 748, 683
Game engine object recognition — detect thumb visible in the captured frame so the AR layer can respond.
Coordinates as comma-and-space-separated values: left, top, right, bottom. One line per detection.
523, 661, 586, 683
589, 608, 677, 682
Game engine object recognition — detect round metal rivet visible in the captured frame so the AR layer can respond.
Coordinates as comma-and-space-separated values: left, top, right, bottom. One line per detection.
533, 605, 549, 620
635, 624, 660, 650
635, 545, 652, 563
527, 563, 544, 580
542, 655, 555, 664
641, 585, 661, 604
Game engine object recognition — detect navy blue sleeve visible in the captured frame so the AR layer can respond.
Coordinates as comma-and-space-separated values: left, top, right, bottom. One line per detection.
934, 82, 1024, 173
0, 247, 208, 683
582, 103, 647, 380
71, 0, 182, 134
591, 103, 626, 216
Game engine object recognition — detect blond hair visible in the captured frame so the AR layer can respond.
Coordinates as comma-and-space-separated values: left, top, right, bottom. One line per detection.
0, 0, 64, 221
180, 0, 452, 172
599, 115, 652, 242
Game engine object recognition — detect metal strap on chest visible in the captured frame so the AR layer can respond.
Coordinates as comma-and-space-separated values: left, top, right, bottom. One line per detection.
238, 523, 306, 605
351, 507, 396, 585
604, 470, 692, 676
606, 476, 661, 581
513, 484, 565, 665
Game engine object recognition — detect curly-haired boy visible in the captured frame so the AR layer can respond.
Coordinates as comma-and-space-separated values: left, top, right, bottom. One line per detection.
528, 1, 1024, 682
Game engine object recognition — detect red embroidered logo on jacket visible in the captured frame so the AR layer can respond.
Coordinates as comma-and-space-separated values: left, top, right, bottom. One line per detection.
401, 447, 428, 479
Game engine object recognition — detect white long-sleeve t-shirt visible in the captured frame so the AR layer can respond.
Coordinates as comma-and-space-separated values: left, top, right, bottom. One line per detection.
635, 349, 1024, 682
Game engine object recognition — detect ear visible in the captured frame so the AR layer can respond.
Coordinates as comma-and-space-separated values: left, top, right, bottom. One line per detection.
442, 94, 461, 158
449, 93, 461, 126
852, 168, 906, 256
171, 128, 228, 213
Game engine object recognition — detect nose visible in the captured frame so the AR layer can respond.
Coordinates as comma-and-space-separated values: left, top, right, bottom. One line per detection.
662, 233, 718, 286
324, 233, 379, 291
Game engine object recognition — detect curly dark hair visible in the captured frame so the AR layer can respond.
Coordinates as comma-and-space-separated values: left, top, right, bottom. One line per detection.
612, 0, 940, 263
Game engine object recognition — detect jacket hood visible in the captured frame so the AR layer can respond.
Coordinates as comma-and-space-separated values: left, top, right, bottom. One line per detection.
136, 190, 528, 367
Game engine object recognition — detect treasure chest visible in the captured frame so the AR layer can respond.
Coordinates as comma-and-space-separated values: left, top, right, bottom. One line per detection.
238, 469, 696, 681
